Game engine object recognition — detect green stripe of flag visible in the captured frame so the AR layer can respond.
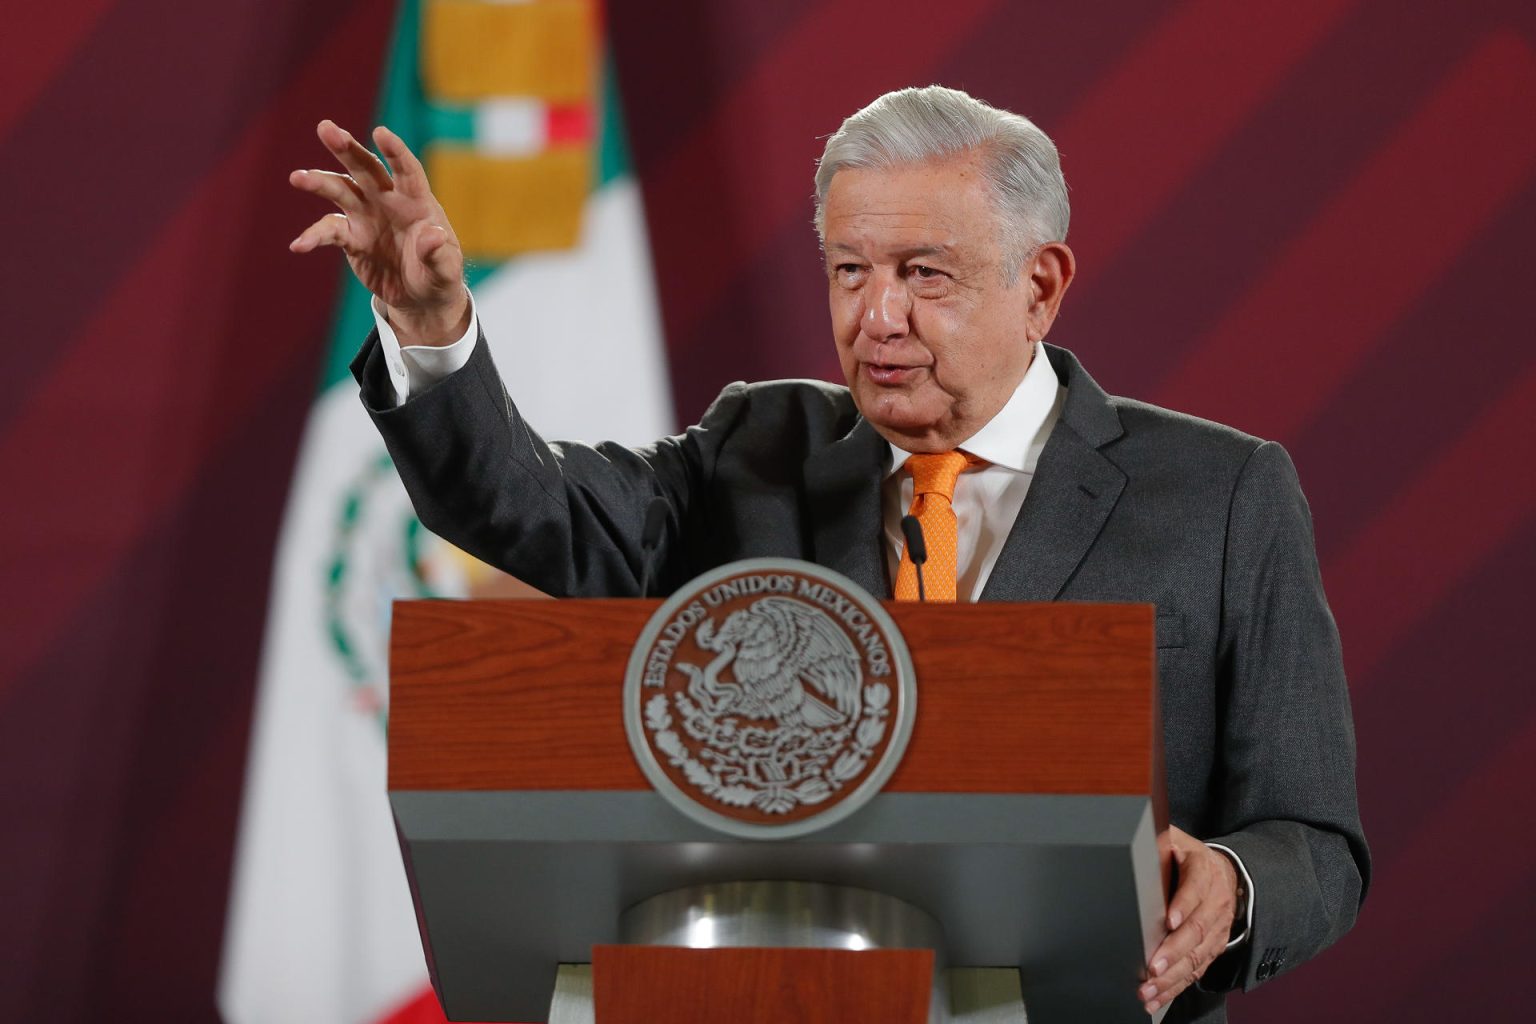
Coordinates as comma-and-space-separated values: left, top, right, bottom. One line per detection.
316, 0, 639, 391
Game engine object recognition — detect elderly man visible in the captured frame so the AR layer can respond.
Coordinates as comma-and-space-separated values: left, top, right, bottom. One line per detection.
291, 85, 1367, 1021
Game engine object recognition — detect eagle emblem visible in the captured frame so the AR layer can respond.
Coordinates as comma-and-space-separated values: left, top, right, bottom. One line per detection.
625, 560, 916, 839
682, 597, 863, 729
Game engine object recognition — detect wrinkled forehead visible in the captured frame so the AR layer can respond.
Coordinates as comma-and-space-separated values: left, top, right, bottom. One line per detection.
820, 159, 1000, 259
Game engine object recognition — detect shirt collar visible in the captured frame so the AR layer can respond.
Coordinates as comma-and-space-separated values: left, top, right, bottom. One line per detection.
885, 341, 1062, 477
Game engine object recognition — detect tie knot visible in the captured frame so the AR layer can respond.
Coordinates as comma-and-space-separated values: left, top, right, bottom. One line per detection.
907, 450, 979, 499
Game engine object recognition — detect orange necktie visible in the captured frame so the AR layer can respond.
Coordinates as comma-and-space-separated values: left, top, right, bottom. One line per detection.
894, 451, 982, 602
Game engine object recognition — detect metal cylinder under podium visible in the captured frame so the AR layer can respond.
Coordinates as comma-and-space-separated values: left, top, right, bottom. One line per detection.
618, 880, 947, 959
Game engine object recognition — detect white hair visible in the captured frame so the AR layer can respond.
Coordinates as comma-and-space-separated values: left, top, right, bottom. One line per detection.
813, 85, 1070, 274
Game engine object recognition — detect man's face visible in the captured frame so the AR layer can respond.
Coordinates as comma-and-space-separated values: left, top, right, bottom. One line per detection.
823, 154, 1061, 452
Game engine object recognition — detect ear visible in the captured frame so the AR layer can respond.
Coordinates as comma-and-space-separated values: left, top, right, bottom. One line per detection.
1024, 242, 1075, 342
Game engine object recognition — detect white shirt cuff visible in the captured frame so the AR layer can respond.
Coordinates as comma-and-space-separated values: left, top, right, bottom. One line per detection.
370, 290, 480, 408
1205, 842, 1255, 949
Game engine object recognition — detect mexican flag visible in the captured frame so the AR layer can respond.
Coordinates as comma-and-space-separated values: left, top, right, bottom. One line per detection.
219, 2, 671, 1021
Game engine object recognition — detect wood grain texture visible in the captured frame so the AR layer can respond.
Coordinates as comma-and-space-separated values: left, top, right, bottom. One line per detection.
388, 599, 1157, 796
590, 945, 932, 1024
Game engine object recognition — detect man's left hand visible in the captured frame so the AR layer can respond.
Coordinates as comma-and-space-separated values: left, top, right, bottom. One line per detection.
1139, 825, 1238, 1014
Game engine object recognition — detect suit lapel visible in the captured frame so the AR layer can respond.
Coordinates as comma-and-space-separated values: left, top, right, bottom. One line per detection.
803, 417, 890, 596
981, 345, 1127, 602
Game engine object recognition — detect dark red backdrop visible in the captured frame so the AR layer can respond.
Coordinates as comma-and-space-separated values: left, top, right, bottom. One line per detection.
3, 1, 1534, 1020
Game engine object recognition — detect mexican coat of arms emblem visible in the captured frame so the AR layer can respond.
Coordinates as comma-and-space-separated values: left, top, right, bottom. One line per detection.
624, 559, 917, 839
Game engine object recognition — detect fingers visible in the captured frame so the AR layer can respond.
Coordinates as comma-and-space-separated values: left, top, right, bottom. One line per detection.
1139, 844, 1236, 1013
373, 125, 432, 198
1140, 918, 1210, 1013
289, 212, 351, 253
316, 119, 393, 192
415, 224, 461, 282
289, 169, 365, 213
1166, 858, 1207, 932
1147, 909, 1209, 980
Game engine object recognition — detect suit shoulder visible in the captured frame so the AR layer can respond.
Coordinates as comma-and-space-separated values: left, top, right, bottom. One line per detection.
735, 377, 856, 411
1107, 394, 1269, 469
1049, 344, 1266, 471
710, 378, 860, 440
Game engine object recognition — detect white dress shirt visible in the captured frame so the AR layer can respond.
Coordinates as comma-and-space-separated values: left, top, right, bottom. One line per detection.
373, 301, 1253, 948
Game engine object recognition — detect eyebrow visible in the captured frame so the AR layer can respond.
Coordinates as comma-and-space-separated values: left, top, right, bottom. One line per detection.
824, 243, 957, 260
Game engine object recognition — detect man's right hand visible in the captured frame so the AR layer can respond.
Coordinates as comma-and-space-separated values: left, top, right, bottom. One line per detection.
289, 120, 470, 347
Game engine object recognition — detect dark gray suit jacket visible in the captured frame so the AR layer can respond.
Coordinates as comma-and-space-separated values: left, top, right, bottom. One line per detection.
356, 334, 1368, 1023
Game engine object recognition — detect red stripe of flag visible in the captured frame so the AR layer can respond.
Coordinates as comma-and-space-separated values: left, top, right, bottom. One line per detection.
372, 985, 510, 1024
546, 103, 592, 147
374, 986, 450, 1024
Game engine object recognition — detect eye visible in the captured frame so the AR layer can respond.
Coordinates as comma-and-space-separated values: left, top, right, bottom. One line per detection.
908, 264, 943, 281
833, 263, 868, 287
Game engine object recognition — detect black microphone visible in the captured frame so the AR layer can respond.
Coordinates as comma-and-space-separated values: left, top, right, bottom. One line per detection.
638, 496, 669, 597
900, 514, 928, 602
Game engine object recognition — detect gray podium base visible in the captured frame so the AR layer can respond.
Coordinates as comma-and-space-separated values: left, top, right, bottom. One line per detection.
394, 790, 1166, 1022
545, 964, 1027, 1024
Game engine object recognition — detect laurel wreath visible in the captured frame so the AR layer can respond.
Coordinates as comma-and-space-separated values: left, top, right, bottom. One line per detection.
645, 683, 892, 815
323, 449, 434, 732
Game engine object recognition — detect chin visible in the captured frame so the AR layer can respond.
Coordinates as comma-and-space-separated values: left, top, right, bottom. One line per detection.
868, 416, 948, 452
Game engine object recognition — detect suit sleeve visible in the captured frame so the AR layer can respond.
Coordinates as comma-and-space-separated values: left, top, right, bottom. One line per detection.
350, 326, 749, 598
1199, 440, 1370, 992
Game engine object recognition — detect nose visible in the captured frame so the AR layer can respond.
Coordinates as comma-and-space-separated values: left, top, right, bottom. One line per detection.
862, 270, 911, 342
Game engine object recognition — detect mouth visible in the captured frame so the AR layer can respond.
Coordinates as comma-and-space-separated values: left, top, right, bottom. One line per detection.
863, 362, 925, 386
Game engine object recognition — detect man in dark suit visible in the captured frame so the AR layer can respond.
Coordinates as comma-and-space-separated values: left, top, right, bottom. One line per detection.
292, 86, 1367, 1021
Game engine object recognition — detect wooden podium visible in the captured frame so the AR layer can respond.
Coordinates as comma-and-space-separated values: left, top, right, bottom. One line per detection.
389, 598, 1169, 1023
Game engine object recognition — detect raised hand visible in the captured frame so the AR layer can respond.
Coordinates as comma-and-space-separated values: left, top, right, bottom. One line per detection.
1139, 825, 1240, 1014
290, 120, 469, 346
